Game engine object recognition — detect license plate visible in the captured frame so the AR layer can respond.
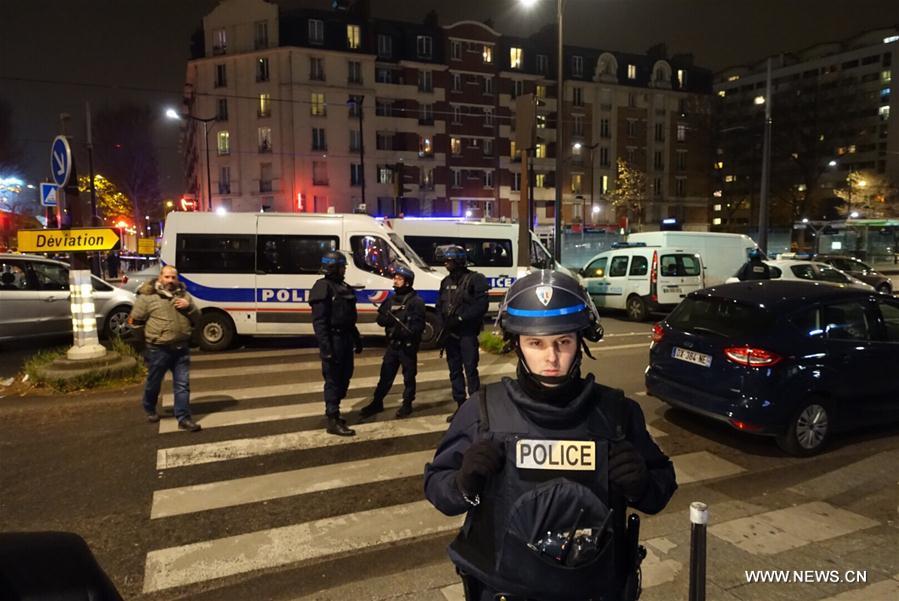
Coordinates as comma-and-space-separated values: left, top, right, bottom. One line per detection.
662, 286, 682, 293
672, 347, 712, 367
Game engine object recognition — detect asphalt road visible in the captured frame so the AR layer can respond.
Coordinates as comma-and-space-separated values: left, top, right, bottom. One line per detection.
1, 316, 897, 601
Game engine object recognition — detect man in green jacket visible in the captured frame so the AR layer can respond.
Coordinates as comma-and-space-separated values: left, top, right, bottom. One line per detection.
129, 265, 201, 432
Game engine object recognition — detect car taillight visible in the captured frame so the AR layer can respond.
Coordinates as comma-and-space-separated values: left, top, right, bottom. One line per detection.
650, 251, 658, 303
651, 323, 665, 343
723, 346, 782, 367
728, 419, 764, 432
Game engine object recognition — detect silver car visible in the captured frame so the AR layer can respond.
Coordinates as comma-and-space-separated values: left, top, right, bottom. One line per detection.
0, 253, 135, 342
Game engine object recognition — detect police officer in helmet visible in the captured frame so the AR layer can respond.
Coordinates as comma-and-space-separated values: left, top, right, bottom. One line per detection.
736, 248, 771, 281
310, 251, 363, 437
359, 263, 425, 419
436, 245, 489, 421
425, 270, 677, 601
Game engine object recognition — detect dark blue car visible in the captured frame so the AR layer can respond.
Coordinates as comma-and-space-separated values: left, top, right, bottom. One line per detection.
646, 280, 899, 455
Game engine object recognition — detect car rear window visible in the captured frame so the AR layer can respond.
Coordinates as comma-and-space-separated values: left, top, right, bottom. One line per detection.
660, 254, 701, 277
667, 296, 774, 338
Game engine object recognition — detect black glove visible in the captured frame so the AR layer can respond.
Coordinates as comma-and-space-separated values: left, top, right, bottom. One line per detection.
456, 440, 504, 497
608, 441, 649, 501
354, 340, 364, 354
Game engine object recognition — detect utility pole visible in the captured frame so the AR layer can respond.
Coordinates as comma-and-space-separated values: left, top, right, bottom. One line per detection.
553, 0, 564, 264
758, 57, 773, 255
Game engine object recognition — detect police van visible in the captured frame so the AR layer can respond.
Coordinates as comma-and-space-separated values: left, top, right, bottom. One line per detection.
384, 218, 567, 309
160, 212, 444, 351
577, 243, 704, 321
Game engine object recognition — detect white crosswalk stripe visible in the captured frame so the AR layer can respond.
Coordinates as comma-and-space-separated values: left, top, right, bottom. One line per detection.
143, 347, 754, 596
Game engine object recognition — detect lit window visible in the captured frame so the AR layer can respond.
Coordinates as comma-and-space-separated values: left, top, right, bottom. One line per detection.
214, 28, 227, 53
627, 64, 636, 79
714, 161, 724, 170
310, 93, 325, 116
676, 69, 687, 88
510, 47, 523, 69
600, 175, 609, 194
883, 70, 892, 83
259, 93, 271, 117
217, 131, 230, 155
879, 105, 890, 119
676, 124, 687, 141
717, 90, 726, 98
258, 127, 272, 152
451, 137, 461, 155
535, 144, 547, 159
536, 173, 546, 188
483, 45, 493, 64
419, 136, 433, 157
347, 25, 361, 49
713, 217, 722, 225
713, 204, 722, 212
536, 84, 546, 98
727, 75, 740, 82
570, 174, 582, 194
724, 175, 736, 183
884, 35, 899, 44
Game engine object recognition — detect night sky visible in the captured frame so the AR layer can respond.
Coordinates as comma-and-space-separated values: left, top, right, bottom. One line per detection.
2, 0, 898, 201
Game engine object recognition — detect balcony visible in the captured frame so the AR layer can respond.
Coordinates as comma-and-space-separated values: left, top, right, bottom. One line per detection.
218, 183, 231, 195
212, 45, 227, 56
259, 141, 272, 154
259, 180, 273, 193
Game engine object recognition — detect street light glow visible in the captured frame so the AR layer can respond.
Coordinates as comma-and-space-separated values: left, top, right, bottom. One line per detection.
754, 96, 766, 105
465, 210, 473, 218
828, 160, 837, 167
164, 108, 181, 120
858, 180, 866, 188
216, 206, 228, 216
802, 218, 809, 224
592, 206, 601, 214
850, 211, 860, 218
519, 0, 539, 7
573, 142, 582, 150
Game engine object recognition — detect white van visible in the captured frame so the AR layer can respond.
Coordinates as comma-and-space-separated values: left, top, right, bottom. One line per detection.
625, 231, 757, 287
384, 218, 565, 309
578, 243, 704, 321
160, 212, 444, 351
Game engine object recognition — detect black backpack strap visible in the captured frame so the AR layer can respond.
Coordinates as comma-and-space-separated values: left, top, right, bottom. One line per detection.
589, 383, 629, 442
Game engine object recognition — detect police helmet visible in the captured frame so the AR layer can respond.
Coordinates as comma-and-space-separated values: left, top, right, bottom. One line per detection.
498, 270, 603, 342
320, 250, 347, 276
391, 263, 415, 286
436, 245, 468, 268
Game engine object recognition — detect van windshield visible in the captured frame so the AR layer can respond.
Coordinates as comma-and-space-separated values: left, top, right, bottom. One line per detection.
388, 233, 431, 270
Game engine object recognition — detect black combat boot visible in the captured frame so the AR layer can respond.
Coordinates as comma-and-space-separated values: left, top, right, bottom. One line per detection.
395, 401, 413, 418
326, 415, 356, 436
359, 399, 384, 419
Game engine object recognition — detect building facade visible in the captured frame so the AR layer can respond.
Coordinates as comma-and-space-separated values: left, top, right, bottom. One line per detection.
712, 28, 899, 229
182, 0, 714, 229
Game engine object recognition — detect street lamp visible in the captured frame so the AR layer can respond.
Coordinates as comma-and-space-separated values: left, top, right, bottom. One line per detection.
166, 107, 216, 212
520, 0, 565, 264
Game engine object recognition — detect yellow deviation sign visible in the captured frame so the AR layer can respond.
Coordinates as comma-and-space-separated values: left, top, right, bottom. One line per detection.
138, 238, 156, 255
17, 228, 120, 252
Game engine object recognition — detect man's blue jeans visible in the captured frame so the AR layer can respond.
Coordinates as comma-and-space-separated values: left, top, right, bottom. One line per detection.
142, 344, 191, 422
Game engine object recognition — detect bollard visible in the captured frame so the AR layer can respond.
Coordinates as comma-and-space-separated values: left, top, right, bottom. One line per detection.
689, 501, 708, 601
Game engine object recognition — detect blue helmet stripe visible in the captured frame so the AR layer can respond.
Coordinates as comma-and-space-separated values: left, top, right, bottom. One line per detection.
506, 303, 586, 318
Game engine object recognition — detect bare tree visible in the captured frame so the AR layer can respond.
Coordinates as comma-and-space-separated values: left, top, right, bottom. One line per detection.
91, 103, 161, 224
0, 99, 25, 175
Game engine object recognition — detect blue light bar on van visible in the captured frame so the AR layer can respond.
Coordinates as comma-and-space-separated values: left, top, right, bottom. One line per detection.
662, 218, 677, 224
611, 242, 648, 249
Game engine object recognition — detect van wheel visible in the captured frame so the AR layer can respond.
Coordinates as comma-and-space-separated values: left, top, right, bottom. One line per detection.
626, 295, 648, 321
196, 312, 235, 352
876, 282, 892, 295
776, 397, 832, 456
419, 311, 441, 351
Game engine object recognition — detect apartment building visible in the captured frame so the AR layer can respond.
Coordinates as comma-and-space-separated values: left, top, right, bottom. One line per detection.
713, 28, 899, 228
182, 0, 714, 229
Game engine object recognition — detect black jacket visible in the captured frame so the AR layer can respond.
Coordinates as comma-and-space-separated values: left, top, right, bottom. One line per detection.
377, 288, 426, 348
309, 275, 359, 358
436, 268, 489, 337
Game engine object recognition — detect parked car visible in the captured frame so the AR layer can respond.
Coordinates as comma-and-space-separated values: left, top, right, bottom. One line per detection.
646, 280, 899, 456
120, 264, 161, 294
726, 259, 875, 291
0, 253, 135, 342
578, 243, 705, 321
779, 253, 892, 294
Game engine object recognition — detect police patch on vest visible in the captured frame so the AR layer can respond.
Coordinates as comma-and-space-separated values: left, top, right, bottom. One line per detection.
516, 439, 596, 471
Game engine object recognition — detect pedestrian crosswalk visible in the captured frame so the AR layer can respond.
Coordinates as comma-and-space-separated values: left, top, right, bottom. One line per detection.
139, 344, 812, 599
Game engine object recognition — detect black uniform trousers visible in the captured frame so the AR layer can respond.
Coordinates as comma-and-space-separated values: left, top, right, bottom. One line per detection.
322, 332, 355, 417
372, 344, 418, 404
444, 333, 480, 404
